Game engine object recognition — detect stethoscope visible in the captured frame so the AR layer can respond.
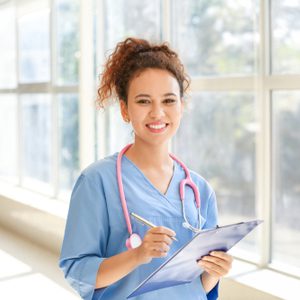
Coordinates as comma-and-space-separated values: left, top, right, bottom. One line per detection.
117, 144, 202, 249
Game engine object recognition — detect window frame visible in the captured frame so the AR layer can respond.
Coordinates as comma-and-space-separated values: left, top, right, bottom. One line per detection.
0, 0, 79, 200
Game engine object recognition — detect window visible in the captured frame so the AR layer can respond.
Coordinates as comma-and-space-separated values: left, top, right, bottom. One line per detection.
271, 0, 300, 74
21, 94, 53, 193
18, 2, 51, 83
0, 0, 79, 199
0, 95, 17, 183
272, 91, 300, 270
58, 93, 79, 196
55, 0, 80, 85
0, 4, 16, 88
172, 0, 256, 76
103, 0, 161, 51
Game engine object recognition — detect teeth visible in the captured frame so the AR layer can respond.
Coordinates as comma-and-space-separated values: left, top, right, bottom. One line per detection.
148, 124, 166, 129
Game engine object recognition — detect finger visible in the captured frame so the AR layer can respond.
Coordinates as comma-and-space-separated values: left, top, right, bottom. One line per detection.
151, 249, 168, 258
201, 255, 231, 270
210, 251, 233, 263
149, 226, 176, 238
150, 242, 170, 253
149, 233, 172, 245
200, 266, 222, 278
198, 260, 225, 277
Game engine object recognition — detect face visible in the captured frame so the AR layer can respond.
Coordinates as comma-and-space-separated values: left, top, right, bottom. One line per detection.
120, 68, 184, 146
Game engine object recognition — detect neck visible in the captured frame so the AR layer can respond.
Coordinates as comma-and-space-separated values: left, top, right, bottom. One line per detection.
125, 140, 173, 170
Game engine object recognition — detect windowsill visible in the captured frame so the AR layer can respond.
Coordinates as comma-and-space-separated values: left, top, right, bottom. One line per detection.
0, 181, 69, 254
1, 181, 300, 299
0, 181, 69, 219
221, 259, 300, 299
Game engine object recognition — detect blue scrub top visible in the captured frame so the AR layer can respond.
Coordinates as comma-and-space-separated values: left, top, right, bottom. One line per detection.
59, 152, 219, 300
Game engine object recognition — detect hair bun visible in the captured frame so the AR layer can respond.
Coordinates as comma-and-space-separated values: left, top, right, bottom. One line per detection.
96, 37, 190, 109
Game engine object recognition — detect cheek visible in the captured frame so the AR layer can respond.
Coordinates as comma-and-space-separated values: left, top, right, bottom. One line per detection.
129, 113, 144, 128
172, 108, 183, 123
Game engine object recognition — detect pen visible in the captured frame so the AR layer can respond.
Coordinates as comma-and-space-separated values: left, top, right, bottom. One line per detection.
131, 212, 178, 242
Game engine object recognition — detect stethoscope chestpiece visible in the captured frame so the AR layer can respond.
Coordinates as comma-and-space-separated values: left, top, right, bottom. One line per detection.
126, 233, 142, 250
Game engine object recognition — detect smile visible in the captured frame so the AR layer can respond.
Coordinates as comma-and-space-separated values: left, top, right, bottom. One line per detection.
146, 122, 169, 133
148, 124, 167, 129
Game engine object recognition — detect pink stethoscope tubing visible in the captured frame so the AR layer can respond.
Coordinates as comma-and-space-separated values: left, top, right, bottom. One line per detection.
117, 144, 202, 250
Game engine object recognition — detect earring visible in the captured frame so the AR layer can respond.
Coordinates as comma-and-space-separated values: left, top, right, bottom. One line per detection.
125, 117, 130, 123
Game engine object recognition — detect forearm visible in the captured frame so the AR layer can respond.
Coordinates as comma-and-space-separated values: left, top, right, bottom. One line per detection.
95, 248, 142, 289
200, 271, 219, 293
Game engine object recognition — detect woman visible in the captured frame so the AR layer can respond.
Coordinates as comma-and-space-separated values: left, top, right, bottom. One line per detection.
59, 37, 232, 300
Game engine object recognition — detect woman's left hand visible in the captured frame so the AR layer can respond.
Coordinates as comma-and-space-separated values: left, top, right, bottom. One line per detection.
198, 251, 233, 278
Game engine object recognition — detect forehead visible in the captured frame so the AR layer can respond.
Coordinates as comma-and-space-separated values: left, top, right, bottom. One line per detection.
128, 68, 180, 97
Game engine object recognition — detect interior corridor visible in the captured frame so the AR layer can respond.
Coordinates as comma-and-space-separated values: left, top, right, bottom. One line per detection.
0, 226, 78, 299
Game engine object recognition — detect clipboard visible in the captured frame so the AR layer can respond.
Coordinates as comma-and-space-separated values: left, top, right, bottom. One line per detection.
127, 219, 263, 298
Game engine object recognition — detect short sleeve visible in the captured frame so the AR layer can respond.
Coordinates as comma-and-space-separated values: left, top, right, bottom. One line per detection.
59, 173, 109, 300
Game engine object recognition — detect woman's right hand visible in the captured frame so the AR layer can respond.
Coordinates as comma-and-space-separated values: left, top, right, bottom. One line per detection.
135, 226, 176, 264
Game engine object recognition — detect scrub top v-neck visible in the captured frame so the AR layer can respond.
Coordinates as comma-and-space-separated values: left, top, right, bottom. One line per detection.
59, 152, 219, 300
123, 154, 177, 200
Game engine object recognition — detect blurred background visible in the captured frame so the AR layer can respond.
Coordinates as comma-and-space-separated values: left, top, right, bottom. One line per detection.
0, 0, 300, 299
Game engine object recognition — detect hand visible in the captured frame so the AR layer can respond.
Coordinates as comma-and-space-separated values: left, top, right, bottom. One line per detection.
198, 251, 233, 278
135, 226, 175, 264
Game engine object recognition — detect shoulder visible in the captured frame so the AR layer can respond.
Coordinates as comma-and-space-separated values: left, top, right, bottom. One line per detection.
70, 153, 119, 204
70, 153, 118, 193
80, 152, 118, 181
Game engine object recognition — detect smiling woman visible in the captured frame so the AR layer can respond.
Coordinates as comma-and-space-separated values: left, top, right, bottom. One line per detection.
59, 37, 232, 300
120, 68, 183, 147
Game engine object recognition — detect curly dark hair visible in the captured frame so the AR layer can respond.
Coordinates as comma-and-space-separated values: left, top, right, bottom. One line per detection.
96, 37, 190, 108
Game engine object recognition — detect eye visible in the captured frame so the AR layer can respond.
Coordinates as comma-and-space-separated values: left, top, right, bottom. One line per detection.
164, 98, 177, 104
136, 99, 151, 104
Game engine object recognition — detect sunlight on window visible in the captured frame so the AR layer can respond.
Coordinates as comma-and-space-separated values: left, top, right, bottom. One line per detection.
272, 91, 300, 269
0, 5, 16, 88
18, 10, 51, 83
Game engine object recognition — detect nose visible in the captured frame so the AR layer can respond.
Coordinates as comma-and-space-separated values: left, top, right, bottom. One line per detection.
149, 102, 165, 119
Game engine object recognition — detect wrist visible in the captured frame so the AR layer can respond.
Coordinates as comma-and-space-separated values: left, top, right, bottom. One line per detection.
132, 246, 151, 265
201, 271, 220, 293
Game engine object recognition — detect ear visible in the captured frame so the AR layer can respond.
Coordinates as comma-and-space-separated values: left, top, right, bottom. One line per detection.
120, 100, 129, 122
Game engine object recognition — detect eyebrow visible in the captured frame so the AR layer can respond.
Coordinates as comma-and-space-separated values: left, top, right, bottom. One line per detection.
135, 93, 177, 99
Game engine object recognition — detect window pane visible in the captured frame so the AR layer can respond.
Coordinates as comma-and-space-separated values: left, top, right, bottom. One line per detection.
0, 5, 16, 88
104, 0, 161, 51
272, 0, 300, 74
58, 94, 79, 197
55, 0, 80, 85
174, 92, 258, 257
172, 0, 256, 76
18, 9, 50, 83
272, 91, 300, 270
21, 94, 53, 194
103, 103, 133, 156
0, 94, 17, 183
